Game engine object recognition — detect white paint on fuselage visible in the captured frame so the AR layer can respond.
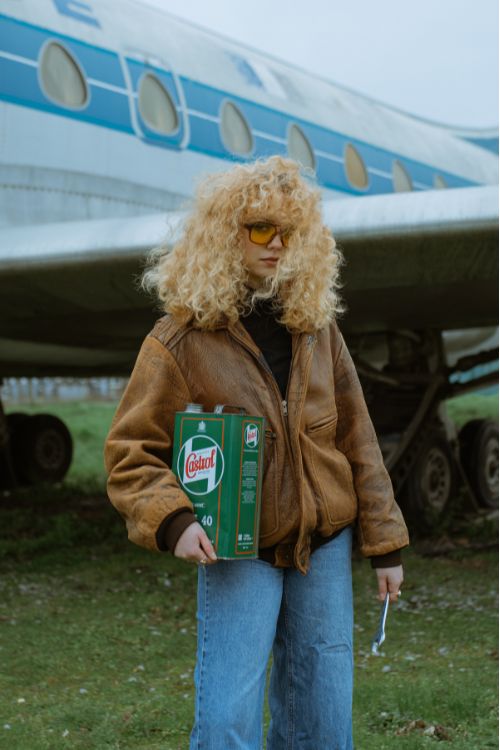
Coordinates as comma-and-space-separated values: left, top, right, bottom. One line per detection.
33, 0, 494, 183
0, 98, 347, 227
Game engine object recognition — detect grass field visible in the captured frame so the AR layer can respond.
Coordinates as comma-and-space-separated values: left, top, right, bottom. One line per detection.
0, 395, 497, 749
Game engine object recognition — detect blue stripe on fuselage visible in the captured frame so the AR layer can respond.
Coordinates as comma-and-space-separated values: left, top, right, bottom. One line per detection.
0, 12, 478, 194
0, 13, 124, 86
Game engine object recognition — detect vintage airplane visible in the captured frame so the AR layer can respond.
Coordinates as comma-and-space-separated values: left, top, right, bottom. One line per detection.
0, 0, 498, 528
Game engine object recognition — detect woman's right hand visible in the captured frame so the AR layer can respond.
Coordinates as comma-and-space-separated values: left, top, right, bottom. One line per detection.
173, 522, 218, 565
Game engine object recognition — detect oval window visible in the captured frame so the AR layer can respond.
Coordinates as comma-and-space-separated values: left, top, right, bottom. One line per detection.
138, 73, 179, 134
392, 160, 413, 192
344, 143, 368, 189
220, 101, 253, 155
39, 42, 87, 109
288, 124, 315, 170
434, 174, 447, 189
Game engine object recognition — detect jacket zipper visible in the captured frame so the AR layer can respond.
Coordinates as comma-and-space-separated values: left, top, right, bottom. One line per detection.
227, 329, 294, 462
228, 328, 316, 477
283, 333, 316, 419
257, 352, 289, 419
230, 328, 317, 566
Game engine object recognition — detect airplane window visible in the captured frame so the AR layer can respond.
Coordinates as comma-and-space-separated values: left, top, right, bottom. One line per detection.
220, 101, 253, 155
39, 42, 88, 109
392, 160, 413, 192
434, 174, 448, 189
138, 74, 179, 134
344, 143, 369, 189
288, 124, 315, 170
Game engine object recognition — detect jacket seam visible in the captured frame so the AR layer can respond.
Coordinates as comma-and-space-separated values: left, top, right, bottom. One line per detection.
147, 333, 193, 400
150, 325, 191, 351
331, 322, 344, 370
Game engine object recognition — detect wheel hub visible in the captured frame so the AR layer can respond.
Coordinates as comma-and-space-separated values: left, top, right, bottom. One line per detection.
484, 436, 499, 495
422, 447, 451, 513
34, 428, 66, 471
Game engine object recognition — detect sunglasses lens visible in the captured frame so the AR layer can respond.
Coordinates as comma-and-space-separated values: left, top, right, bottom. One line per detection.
249, 223, 276, 245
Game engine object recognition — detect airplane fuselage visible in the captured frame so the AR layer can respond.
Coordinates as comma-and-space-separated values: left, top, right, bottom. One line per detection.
0, 0, 497, 230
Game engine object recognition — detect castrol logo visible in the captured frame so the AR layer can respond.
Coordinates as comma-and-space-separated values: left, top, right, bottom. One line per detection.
177, 435, 224, 496
244, 423, 259, 448
185, 448, 216, 479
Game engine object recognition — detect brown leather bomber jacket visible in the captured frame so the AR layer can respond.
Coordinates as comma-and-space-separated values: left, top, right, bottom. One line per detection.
104, 315, 409, 574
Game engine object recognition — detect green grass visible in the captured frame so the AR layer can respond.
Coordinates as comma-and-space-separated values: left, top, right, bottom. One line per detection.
0, 497, 497, 750
352, 549, 498, 749
0, 395, 497, 749
0, 507, 197, 750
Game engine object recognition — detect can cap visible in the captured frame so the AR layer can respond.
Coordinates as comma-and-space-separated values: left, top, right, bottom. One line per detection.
185, 403, 203, 413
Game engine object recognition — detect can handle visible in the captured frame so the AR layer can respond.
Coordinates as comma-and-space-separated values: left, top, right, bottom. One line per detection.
213, 404, 247, 415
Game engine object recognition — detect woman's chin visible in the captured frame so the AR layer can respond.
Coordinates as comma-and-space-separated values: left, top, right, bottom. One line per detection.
246, 273, 275, 290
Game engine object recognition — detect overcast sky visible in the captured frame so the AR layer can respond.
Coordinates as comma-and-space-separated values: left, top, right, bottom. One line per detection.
141, 0, 498, 129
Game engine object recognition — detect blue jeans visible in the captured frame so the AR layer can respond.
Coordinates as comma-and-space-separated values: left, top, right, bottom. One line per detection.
189, 526, 353, 750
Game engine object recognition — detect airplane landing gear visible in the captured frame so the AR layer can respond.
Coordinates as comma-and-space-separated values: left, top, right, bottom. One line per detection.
355, 328, 498, 533
0, 387, 73, 489
401, 430, 457, 531
9, 413, 73, 485
0, 397, 17, 489
459, 419, 499, 509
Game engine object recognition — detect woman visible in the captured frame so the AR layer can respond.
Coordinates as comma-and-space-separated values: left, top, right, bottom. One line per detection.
105, 156, 409, 749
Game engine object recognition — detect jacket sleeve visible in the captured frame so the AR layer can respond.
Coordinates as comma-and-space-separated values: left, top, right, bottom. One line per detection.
332, 323, 410, 558
104, 334, 195, 551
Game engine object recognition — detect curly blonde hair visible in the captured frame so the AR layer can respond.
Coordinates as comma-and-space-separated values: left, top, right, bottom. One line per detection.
142, 156, 344, 332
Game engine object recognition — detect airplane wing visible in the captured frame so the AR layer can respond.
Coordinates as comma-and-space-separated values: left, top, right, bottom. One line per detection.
0, 184, 497, 376
322, 184, 499, 334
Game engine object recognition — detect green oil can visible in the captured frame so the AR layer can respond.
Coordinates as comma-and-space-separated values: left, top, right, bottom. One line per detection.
172, 404, 265, 559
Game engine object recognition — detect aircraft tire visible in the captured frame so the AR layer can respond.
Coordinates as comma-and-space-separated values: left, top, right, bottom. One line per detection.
10, 414, 73, 485
6, 412, 30, 434
459, 419, 499, 509
402, 431, 457, 531
0, 412, 30, 488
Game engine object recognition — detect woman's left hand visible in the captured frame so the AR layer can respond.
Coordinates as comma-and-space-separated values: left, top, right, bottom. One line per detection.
375, 565, 404, 603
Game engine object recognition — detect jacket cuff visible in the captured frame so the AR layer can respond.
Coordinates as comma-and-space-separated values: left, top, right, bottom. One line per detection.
155, 510, 197, 553
370, 549, 403, 568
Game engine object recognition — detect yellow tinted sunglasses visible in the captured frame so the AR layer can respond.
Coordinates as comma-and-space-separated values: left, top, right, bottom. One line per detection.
245, 222, 293, 248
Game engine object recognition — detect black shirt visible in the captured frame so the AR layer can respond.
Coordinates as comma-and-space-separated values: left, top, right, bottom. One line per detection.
240, 298, 292, 398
